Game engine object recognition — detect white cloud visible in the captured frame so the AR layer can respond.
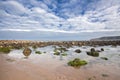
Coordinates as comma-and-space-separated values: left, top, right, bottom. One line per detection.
87, 5, 120, 30
0, 0, 120, 34
0, 1, 27, 15
31, 7, 47, 14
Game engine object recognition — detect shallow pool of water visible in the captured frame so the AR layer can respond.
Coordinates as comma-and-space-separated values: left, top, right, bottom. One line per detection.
6, 45, 120, 80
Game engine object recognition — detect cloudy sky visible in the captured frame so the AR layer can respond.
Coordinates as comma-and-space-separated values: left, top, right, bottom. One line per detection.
0, 0, 120, 40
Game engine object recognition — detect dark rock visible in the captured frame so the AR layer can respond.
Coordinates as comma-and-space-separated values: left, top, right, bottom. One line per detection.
96, 50, 101, 52
75, 49, 81, 53
101, 57, 108, 60
91, 48, 95, 52
86, 51, 99, 57
101, 48, 104, 51
35, 51, 42, 54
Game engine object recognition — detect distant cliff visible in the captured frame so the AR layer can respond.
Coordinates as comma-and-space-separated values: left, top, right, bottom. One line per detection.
91, 36, 120, 41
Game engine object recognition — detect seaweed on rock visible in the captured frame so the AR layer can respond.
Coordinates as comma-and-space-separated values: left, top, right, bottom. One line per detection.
68, 58, 87, 67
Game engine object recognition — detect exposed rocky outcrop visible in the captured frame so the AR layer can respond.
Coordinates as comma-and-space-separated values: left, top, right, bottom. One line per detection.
0, 40, 120, 48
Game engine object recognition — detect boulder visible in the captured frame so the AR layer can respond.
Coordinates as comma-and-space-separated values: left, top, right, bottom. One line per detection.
91, 48, 95, 52
23, 47, 32, 57
75, 49, 81, 53
86, 51, 99, 57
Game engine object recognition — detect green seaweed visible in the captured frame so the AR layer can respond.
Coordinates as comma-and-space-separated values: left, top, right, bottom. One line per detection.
0, 47, 11, 54
86, 48, 99, 57
86, 51, 99, 57
54, 51, 60, 55
68, 58, 87, 67
61, 53, 67, 56
35, 51, 42, 54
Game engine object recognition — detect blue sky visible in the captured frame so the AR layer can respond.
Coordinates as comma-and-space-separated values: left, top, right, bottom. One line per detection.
0, 0, 120, 40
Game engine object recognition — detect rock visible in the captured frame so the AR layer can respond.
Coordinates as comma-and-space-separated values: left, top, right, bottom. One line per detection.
75, 49, 81, 53
86, 51, 91, 55
86, 51, 99, 57
35, 51, 42, 54
91, 48, 95, 52
101, 57, 108, 60
68, 58, 87, 67
54, 51, 60, 55
96, 50, 101, 52
86, 48, 99, 57
58, 47, 68, 52
61, 53, 67, 56
23, 47, 32, 57
101, 48, 104, 51
32, 45, 37, 50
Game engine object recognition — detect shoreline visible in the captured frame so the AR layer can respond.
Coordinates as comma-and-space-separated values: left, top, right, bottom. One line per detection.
0, 40, 120, 48
0, 45, 120, 80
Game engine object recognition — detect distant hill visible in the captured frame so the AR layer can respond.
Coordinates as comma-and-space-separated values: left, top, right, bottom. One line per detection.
91, 36, 120, 41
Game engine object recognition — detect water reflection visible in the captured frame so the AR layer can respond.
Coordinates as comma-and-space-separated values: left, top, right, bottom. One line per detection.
4, 45, 120, 80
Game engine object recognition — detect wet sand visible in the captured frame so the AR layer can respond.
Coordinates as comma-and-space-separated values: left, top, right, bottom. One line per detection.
0, 54, 59, 80
0, 46, 120, 80
0, 54, 77, 80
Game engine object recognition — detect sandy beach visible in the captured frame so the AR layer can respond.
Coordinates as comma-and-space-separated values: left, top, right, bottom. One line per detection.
0, 45, 120, 80
0, 0, 120, 79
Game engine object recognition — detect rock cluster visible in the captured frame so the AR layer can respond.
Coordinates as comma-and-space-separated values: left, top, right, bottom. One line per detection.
86, 48, 99, 57
0, 40, 120, 48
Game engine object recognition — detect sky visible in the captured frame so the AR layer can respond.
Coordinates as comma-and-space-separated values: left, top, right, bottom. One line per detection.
0, 0, 120, 40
